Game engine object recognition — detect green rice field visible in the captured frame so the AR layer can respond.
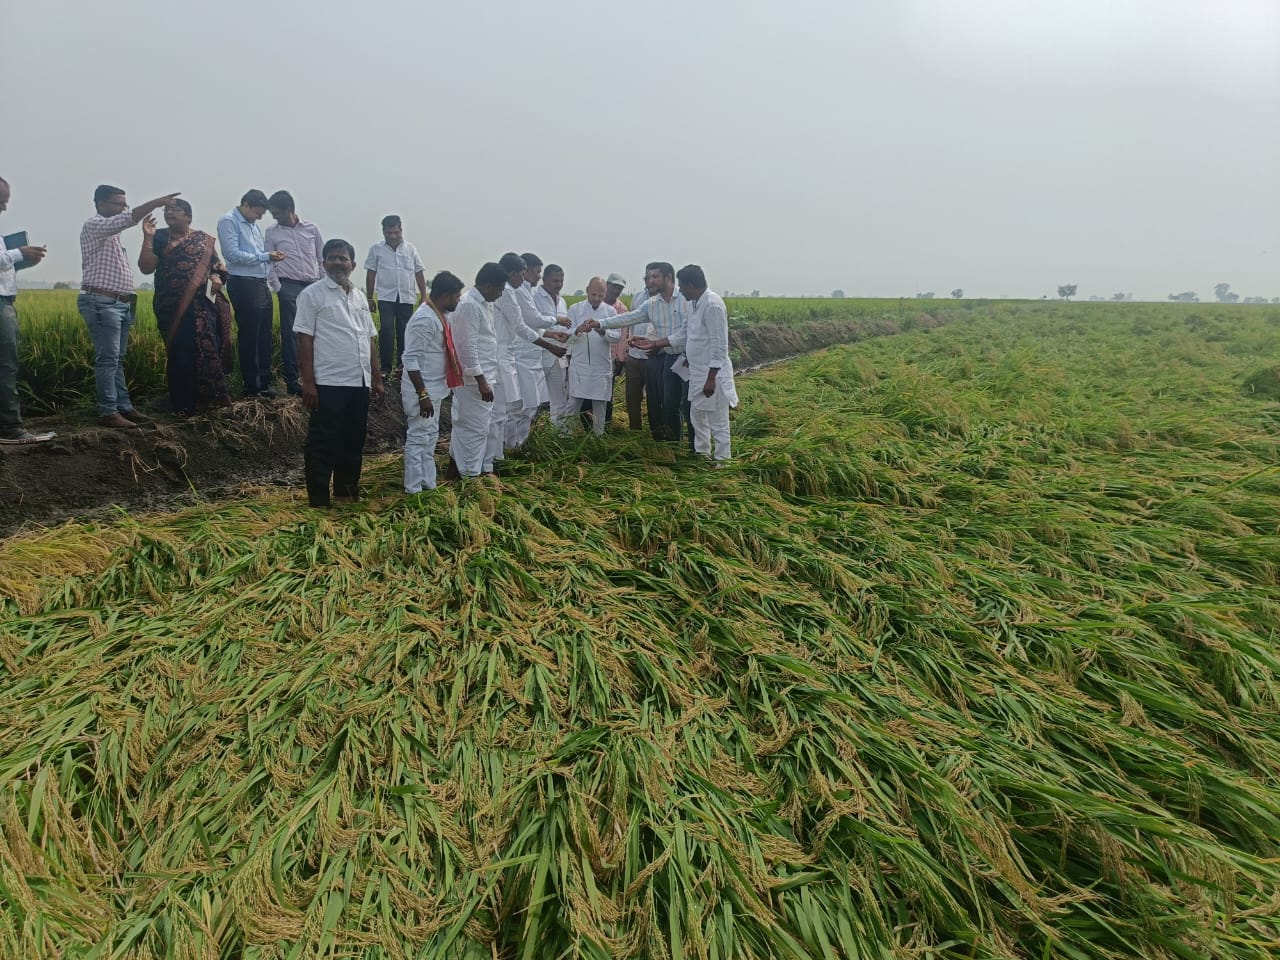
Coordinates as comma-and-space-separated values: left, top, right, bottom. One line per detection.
1, 300, 1279, 958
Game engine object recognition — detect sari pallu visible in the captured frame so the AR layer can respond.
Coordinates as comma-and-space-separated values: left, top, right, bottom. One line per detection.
153, 229, 233, 412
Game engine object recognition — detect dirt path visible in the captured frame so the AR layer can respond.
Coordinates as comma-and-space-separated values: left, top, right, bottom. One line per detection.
0, 313, 934, 535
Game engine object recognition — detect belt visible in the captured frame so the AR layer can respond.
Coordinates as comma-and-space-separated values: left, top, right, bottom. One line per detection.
0, 294, 15, 304
279, 277, 319, 286
81, 286, 132, 302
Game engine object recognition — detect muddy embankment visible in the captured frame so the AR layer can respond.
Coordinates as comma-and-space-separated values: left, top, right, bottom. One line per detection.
0, 311, 947, 535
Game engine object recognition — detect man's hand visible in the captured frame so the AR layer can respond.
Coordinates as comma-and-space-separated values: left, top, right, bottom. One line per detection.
268, 251, 287, 262
418, 395, 434, 419
210, 274, 225, 295
371, 378, 385, 403
702, 373, 717, 398
477, 376, 494, 403
140, 216, 157, 239
543, 343, 566, 359
556, 315, 571, 327
17, 245, 47, 265
544, 330, 569, 343
630, 337, 655, 352
368, 299, 378, 313
301, 382, 319, 411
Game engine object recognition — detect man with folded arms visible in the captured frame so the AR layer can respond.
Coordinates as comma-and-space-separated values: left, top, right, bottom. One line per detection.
364, 215, 427, 376
78, 183, 180, 428
265, 190, 324, 396
218, 189, 287, 398
294, 239, 384, 507
401, 270, 463, 493
0, 175, 54, 444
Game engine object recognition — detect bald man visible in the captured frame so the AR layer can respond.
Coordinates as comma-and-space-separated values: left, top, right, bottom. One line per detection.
566, 277, 621, 435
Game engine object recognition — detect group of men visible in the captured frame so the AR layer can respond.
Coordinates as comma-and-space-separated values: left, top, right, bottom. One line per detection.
0, 178, 737, 510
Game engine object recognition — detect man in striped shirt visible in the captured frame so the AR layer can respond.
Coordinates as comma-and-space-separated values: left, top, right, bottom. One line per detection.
593, 261, 689, 442
78, 183, 180, 427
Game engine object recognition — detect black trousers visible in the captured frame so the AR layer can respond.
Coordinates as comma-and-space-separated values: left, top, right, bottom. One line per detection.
304, 385, 370, 506
163, 308, 197, 414
227, 276, 274, 394
276, 278, 313, 389
377, 300, 414, 371
646, 353, 688, 442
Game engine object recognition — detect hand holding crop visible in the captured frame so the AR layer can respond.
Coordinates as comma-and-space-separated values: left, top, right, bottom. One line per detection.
556, 315, 570, 327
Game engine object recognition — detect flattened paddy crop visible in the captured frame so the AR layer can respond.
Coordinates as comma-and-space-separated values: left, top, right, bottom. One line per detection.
2, 302, 1279, 959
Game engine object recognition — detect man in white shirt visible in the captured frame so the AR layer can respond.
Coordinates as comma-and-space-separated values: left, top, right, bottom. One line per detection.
401, 271, 463, 494
446, 262, 508, 480
492, 253, 566, 469
533, 264, 574, 434
666, 264, 737, 462
294, 239, 385, 506
363, 215, 427, 375
567, 277, 621, 435
0, 177, 56, 444
508, 252, 570, 447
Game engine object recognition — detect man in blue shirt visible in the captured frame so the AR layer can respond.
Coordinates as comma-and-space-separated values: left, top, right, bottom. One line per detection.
217, 189, 285, 397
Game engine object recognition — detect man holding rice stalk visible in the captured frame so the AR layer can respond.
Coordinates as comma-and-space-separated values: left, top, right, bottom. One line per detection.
293, 239, 384, 507
0, 176, 56, 444
533, 263, 574, 433
400, 270, 464, 493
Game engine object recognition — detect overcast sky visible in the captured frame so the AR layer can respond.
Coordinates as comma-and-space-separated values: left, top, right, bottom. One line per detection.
5, 0, 1278, 299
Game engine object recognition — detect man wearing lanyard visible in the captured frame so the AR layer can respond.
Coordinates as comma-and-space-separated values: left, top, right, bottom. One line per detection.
218, 189, 287, 398
363, 215, 427, 376
0, 176, 54, 443
78, 183, 180, 427
265, 190, 324, 396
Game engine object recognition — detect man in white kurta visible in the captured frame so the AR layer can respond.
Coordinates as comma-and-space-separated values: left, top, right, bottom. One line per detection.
401, 271, 462, 493
448, 264, 507, 478
509, 253, 569, 447
671, 265, 737, 462
566, 277, 620, 436
533, 265, 574, 434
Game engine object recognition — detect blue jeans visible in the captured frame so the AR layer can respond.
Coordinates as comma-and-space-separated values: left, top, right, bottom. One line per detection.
77, 293, 134, 416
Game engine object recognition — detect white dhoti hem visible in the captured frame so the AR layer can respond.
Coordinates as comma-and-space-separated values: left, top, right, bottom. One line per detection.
451, 383, 494, 478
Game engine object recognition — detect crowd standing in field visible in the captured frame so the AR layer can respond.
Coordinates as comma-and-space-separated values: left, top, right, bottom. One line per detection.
0, 178, 738, 506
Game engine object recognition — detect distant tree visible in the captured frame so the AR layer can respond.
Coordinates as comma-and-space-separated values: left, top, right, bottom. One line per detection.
831, 289, 845, 299
1213, 282, 1240, 303
574, 289, 584, 297
915, 292, 935, 299
1243, 296, 1270, 304
750, 290, 760, 298
1057, 284, 1077, 300
950, 288, 963, 299
1112, 292, 1133, 302
1273, 297, 1280, 304
52, 281, 74, 290
1167, 291, 1199, 302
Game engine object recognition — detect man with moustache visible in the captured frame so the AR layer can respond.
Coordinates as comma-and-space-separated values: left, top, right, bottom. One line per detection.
533, 263, 574, 434
265, 190, 324, 396
293, 239, 384, 507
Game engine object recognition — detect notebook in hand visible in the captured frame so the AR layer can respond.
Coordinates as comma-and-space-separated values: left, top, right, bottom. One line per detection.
3, 231, 35, 271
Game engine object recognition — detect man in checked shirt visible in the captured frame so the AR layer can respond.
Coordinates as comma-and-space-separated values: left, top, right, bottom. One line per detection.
78, 183, 181, 428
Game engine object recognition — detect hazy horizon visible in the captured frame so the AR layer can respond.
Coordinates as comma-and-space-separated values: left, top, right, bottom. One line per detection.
4, 0, 1277, 301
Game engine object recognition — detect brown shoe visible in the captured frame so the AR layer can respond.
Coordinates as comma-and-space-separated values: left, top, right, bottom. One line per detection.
120, 409, 154, 424
98, 413, 137, 429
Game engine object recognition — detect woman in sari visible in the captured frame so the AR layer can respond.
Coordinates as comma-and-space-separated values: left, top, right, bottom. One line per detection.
138, 200, 233, 415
